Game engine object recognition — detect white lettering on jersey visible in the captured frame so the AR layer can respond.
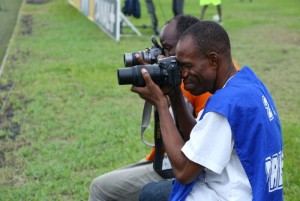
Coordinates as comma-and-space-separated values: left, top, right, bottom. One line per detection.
262, 95, 274, 121
265, 151, 283, 192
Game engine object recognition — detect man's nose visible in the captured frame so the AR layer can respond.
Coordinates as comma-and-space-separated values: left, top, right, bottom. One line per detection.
181, 69, 188, 78
169, 50, 176, 57
164, 51, 170, 57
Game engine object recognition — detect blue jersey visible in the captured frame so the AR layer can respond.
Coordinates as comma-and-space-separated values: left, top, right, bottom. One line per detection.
170, 67, 283, 201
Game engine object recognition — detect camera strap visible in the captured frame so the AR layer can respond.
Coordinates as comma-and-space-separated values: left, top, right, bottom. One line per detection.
141, 101, 155, 147
141, 100, 174, 179
153, 109, 175, 179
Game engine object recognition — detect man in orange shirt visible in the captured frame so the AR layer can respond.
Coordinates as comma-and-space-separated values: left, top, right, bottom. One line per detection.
89, 15, 240, 201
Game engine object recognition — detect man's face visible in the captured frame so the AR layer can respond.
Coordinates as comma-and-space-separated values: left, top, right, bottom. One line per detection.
160, 20, 178, 57
176, 36, 217, 95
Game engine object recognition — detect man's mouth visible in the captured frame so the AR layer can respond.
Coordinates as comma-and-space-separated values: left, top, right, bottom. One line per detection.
184, 82, 193, 91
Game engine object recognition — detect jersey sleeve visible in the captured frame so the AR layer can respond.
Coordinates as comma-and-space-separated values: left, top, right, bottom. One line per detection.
181, 112, 233, 174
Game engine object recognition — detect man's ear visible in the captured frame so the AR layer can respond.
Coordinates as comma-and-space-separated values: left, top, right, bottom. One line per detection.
208, 52, 219, 70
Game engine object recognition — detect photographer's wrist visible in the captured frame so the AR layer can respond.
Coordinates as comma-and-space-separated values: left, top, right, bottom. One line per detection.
164, 89, 174, 96
164, 95, 171, 107
165, 86, 181, 97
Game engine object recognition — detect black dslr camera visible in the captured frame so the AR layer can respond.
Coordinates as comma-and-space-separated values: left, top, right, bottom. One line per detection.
117, 56, 181, 87
123, 36, 164, 67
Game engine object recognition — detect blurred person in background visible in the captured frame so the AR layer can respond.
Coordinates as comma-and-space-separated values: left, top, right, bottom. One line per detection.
173, 0, 185, 16
199, 0, 222, 24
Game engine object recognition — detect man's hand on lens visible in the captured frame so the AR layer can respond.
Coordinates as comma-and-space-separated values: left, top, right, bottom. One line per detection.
131, 69, 168, 109
135, 53, 149, 65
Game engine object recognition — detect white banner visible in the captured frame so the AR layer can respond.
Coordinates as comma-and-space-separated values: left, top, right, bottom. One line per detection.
94, 0, 120, 41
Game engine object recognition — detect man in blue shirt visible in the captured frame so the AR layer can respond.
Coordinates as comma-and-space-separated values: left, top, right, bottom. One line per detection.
132, 21, 283, 200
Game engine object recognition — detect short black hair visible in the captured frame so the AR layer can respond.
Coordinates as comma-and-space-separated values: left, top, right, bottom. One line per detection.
164, 14, 199, 38
180, 21, 231, 58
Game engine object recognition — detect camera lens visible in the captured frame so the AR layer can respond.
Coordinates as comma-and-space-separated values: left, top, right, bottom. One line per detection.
117, 65, 161, 87
117, 67, 134, 85
124, 52, 144, 67
123, 53, 134, 67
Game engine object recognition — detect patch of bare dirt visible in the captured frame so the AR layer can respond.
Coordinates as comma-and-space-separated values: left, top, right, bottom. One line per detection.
0, 83, 33, 167
0, 81, 17, 137
20, 15, 33, 36
0, 48, 34, 167
0, 79, 21, 165
26, 0, 53, 5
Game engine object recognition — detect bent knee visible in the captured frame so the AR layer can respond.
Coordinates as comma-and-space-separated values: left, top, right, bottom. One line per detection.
89, 177, 110, 201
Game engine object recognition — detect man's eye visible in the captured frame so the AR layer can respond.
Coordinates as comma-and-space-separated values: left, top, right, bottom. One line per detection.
180, 65, 187, 71
181, 64, 191, 71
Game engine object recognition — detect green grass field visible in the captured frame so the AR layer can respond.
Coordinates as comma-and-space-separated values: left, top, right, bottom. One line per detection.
0, 0, 299, 200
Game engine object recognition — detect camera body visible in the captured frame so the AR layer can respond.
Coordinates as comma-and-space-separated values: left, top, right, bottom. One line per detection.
118, 56, 181, 87
123, 36, 164, 67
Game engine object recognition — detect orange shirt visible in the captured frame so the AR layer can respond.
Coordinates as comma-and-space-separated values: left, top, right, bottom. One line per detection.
181, 85, 212, 117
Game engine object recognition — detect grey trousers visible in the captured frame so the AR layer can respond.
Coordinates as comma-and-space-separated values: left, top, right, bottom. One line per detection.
89, 160, 165, 201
